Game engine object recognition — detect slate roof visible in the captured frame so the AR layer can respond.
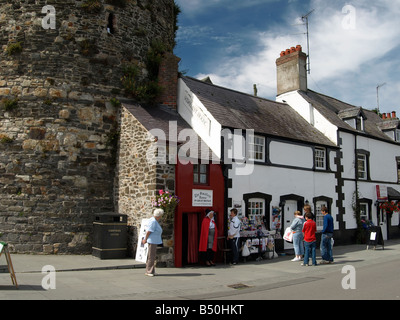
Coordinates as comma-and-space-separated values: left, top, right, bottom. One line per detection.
298, 90, 396, 142
123, 101, 190, 142
181, 76, 337, 148
122, 101, 217, 161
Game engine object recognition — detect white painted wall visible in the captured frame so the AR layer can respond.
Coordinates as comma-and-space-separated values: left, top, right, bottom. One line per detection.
276, 91, 338, 144
177, 79, 222, 159
228, 158, 338, 231
269, 141, 313, 169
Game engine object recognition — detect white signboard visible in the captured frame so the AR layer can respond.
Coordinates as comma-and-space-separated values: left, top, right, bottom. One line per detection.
135, 218, 150, 263
192, 189, 213, 207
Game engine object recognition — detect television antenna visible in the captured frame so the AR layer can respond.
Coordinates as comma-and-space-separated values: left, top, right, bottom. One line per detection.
301, 9, 314, 74
376, 82, 386, 114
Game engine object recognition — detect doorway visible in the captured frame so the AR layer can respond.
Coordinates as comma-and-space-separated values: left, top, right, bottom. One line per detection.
283, 200, 297, 250
182, 212, 202, 266
378, 209, 388, 241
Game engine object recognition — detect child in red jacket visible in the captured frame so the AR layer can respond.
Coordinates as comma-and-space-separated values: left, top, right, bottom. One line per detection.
302, 212, 317, 266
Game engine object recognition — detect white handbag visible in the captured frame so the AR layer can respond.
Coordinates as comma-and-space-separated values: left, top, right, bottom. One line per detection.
283, 227, 293, 242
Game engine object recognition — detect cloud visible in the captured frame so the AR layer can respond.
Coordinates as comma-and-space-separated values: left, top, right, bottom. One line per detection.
192, 0, 400, 112
176, 0, 279, 16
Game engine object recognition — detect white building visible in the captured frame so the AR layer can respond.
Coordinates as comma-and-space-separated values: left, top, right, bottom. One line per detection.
178, 75, 339, 251
276, 45, 400, 242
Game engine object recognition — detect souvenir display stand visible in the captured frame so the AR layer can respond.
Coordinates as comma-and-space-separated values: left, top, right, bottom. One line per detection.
239, 217, 278, 261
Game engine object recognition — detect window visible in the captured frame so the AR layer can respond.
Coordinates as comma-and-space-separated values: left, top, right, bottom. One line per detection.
315, 147, 326, 170
356, 116, 364, 131
397, 158, 400, 183
107, 13, 115, 34
357, 154, 367, 180
193, 164, 208, 185
359, 203, 368, 221
247, 198, 265, 221
248, 135, 265, 161
344, 116, 364, 131
315, 201, 328, 230
396, 130, 400, 142
243, 192, 271, 228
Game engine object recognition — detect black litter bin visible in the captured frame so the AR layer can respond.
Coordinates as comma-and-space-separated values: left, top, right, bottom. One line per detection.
92, 212, 128, 259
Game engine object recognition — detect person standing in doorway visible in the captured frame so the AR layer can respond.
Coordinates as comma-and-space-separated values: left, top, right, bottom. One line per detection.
142, 208, 164, 277
199, 209, 218, 266
302, 212, 317, 266
320, 206, 334, 264
227, 208, 241, 265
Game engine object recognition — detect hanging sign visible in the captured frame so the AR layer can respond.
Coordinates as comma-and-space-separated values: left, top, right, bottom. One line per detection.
376, 185, 388, 201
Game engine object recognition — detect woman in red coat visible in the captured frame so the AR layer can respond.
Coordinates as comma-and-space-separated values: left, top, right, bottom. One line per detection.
199, 209, 218, 266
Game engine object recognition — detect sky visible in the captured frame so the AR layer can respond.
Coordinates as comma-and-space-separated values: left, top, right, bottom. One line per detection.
174, 0, 400, 115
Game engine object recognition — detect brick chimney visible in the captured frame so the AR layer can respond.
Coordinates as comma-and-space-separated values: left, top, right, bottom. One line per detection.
157, 52, 181, 109
276, 45, 308, 96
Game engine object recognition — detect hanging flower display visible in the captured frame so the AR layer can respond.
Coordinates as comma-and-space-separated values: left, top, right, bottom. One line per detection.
152, 189, 180, 219
379, 201, 400, 212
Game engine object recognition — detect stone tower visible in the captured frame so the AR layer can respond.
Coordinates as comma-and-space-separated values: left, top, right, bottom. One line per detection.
0, 0, 177, 254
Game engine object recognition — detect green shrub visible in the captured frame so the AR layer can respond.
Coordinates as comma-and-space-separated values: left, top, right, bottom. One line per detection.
1, 98, 18, 111
6, 42, 22, 56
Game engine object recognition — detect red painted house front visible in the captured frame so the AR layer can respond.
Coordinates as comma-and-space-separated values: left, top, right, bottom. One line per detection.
174, 162, 225, 267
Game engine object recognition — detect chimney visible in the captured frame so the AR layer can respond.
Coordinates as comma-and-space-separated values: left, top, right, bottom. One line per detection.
392, 111, 397, 119
157, 52, 181, 109
276, 45, 308, 96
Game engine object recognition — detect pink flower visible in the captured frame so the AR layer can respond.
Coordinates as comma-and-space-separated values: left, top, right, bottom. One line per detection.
159, 190, 164, 195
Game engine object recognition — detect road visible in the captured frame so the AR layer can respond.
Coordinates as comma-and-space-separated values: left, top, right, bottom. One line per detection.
1, 240, 400, 302
211, 258, 400, 300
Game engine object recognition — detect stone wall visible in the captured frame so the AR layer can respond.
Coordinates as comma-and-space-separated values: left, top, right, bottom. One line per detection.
116, 105, 175, 265
0, 0, 176, 253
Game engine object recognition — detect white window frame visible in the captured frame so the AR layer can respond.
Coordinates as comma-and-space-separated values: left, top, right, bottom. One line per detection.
359, 203, 369, 221
247, 198, 265, 221
357, 154, 367, 180
315, 201, 328, 231
248, 135, 265, 162
315, 147, 326, 170
396, 129, 400, 142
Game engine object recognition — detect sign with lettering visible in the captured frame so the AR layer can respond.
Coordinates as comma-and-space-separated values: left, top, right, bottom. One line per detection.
135, 218, 150, 263
192, 189, 213, 207
376, 185, 388, 201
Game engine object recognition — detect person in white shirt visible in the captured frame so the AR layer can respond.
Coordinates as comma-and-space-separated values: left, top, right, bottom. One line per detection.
227, 208, 241, 265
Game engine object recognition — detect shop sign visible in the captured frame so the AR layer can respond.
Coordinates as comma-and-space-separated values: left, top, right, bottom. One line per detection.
376, 185, 388, 201
135, 218, 150, 263
192, 189, 213, 207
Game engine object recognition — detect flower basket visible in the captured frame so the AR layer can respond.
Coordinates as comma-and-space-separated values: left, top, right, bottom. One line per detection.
379, 201, 400, 213
152, 189, 180, 220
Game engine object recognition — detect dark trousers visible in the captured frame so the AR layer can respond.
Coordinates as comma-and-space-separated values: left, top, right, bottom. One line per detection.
200, 249, 214, 262
229, 237, 240, 263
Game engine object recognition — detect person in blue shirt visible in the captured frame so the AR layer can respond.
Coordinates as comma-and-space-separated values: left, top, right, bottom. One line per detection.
320, 206, 334, 264
142, 208, 163, 276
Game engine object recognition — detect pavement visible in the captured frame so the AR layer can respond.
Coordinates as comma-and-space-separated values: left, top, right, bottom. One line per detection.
1, 239, 399, 300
